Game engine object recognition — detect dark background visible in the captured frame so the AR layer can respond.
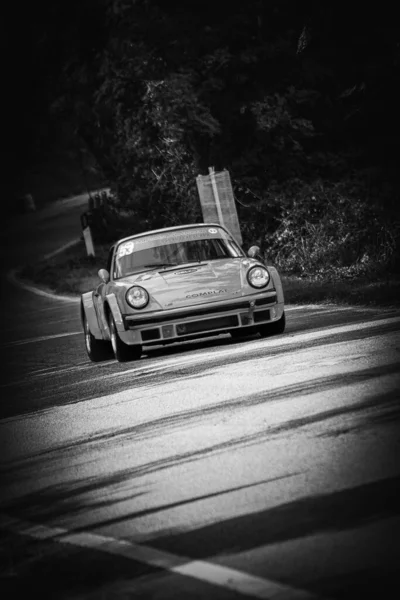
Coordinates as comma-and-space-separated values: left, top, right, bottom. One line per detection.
3, 1, 400, 277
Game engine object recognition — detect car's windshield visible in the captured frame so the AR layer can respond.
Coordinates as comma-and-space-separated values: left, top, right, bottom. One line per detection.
113, 229, 244, 279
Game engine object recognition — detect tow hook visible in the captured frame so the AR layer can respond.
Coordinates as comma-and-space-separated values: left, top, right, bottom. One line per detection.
248, 300, 256, 323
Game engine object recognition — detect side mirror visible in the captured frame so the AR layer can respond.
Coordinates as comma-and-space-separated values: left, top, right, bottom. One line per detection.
98, 268, 110, 283
248, 245, 262, 259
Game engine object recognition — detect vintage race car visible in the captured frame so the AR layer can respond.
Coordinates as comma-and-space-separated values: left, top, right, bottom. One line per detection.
81, 223, 285, 362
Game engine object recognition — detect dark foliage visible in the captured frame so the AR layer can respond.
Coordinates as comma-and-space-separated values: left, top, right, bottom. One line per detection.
7, 0, 400, 277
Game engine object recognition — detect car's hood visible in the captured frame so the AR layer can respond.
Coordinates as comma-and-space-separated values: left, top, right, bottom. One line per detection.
121, 260, 245, 309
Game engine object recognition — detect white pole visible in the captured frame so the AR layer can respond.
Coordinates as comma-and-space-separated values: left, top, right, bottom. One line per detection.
208, 166, 224, 226
83, 226, 95, 256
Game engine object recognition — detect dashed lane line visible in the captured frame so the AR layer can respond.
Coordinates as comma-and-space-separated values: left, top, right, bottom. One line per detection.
0, 514, 325, 600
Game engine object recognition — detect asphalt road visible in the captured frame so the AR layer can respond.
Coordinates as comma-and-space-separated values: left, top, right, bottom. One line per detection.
0, 198, 399, 599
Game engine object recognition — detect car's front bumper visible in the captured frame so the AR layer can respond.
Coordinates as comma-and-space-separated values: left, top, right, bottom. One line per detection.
119, 290, 284, 346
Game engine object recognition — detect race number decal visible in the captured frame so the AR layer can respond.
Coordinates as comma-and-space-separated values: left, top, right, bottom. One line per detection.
117, 241, 134, 257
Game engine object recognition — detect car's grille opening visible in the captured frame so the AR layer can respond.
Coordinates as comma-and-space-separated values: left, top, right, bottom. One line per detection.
255, 294, 277, 306
161, 325, 174, 338
126, 300, 250, 327
253, 310, 271, 323
176, 315, 239, 336
240, 313, 251, 326
141, 328, 161, 341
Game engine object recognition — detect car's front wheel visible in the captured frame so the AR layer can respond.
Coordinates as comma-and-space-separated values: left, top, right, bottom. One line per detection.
84, 315, 113, 362
258, 311, 286, 338
109, 316, 142, 362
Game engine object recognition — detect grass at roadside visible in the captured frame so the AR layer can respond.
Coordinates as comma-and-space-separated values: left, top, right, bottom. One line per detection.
19, 240, 108, 296
18, 239, 400, 307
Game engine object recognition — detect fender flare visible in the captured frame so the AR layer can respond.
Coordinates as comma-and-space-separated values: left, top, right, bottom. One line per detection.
268, 266, 285, 304
81, 292, 103, 340
105, 293, 126, 332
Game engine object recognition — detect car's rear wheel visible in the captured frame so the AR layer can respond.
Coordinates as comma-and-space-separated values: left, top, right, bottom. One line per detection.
84, 314, 113, 362
258, 311, 286, 338
110, 316, 142, 362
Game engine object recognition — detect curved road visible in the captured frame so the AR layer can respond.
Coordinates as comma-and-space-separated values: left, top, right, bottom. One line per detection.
0, 198, 399, 599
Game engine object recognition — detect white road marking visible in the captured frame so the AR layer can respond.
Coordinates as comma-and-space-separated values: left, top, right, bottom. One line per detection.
1, 331, 82, 348
0, 514, 324, 599
285, 304, 379, 313
7, 268, 80, 304
29, 363, 97, 379
25, 365, 70, 375
174, 561, 319, 599
0, 363, 96, 387
285, 305, 345, 312
43, 238, 81, 260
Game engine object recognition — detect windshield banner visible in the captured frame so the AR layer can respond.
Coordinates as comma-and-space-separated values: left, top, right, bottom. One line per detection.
116, 226, 229, 257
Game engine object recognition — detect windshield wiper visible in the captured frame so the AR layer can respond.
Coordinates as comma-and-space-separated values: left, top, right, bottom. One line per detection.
184, 259, 208, 264
142, 262, 178, 270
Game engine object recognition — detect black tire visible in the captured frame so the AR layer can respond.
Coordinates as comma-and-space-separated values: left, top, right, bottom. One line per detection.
109, 316, 142, 362
83, 314, 113, 362
258, 311, 286, 338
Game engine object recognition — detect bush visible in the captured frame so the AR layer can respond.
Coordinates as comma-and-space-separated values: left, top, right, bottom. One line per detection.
265, 180, 399, 280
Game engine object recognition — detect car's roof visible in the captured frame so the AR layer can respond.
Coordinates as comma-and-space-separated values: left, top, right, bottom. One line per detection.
116, 223, 231, 245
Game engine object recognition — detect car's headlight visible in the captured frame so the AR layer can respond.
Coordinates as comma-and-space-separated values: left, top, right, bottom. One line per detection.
247, 266, 270, 288
126, 286, 149, 309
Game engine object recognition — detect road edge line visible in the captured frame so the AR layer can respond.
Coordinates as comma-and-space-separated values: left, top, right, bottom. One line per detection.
42, 237, 82, 260
7, 267, 80, 304
0, 513, 325, 600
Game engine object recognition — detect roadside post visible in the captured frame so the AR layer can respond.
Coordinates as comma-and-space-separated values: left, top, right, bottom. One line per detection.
100, 190, 109, 211
196, 167, 242, 245
80, 212, 95, 257
93, 192, 101, 210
